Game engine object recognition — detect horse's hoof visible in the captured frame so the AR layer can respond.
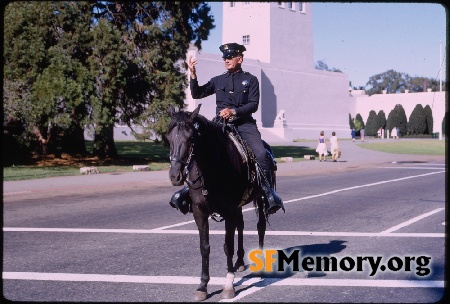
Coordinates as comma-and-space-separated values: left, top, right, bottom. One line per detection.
236, 265, 245, 272
220, 288, 236, 299
193, 290, 207, 302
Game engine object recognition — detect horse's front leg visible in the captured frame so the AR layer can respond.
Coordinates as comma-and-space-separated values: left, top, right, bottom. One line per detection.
193, 205, 210, 301
234, 207, 245, 272
221, 215, 237, 299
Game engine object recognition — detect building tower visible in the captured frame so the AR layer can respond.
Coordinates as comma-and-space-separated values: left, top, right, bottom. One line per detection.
222, 2, 314, 71
186, 2, 351, 140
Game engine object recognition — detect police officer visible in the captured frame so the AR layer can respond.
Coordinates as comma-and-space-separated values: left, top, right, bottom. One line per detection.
170, 43, 284, 215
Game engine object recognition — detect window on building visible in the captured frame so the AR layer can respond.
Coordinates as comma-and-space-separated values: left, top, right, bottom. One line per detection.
242, 35, 250, 45
278, 2, 284, 8
288, 2, 294, 10
230, 2, 235, 8
298, 2, 305, 13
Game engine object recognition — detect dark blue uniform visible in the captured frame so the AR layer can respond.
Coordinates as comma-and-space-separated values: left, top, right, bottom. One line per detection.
190, 70, 270, 170
170, 42, 284, 215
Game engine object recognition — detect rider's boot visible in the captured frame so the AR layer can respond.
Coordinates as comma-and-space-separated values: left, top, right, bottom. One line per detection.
169, 185, 191, 215
261, 169, 285, 215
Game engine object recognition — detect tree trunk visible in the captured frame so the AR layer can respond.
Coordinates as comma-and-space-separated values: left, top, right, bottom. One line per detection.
93, 124, 118, 159
32, 126, 52, 155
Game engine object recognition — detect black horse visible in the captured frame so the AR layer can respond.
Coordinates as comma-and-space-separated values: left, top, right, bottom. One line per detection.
166, 104, 275, 301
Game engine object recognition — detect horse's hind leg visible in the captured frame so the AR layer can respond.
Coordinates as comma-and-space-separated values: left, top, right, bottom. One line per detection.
193, 207, 210, 301
234, 207, 245, 272
256, 197, 266, 249
221, 216, 237, 299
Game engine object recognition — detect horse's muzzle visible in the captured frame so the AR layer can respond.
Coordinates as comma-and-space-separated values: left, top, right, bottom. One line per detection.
169, 166, 185, 186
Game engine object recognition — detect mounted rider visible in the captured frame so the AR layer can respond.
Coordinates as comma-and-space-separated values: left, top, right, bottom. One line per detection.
170, 43, 285, 216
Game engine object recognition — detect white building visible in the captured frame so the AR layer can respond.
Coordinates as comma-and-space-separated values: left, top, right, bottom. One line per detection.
350, 89, 446, 138
185, 2, 351, 141
111, 2, 446, 141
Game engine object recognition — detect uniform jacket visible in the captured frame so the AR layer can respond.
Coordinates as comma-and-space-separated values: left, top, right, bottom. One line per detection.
190, 70, 259, 123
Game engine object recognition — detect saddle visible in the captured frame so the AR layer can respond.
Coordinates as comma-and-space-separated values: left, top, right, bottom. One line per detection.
213, 117, 277, 208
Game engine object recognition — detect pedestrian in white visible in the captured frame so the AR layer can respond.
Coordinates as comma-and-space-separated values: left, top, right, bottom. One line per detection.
330, 131, 340, 162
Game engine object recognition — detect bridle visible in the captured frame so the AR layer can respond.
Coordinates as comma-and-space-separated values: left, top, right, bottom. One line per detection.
169, 121, 208, 195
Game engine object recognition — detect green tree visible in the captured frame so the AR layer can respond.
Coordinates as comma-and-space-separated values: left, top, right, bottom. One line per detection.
442, 112, 447, 136
4, 2, 215, 159
423, 105, 433, 135
365, 70, 407, 96
315, 59, 342, 73
364, 69, 445, 96
355, 113, 365, 131
387, 104, 408, 136
4, 2, 94, 156
376, 110, 387, 130
408, 104, 426, 135
88, 2, 215, 157
365, 110, 378, 136
409, 77, 441, 92
348, 113, 355, 129
88, 18, 125, 158
4, 2, 59, 155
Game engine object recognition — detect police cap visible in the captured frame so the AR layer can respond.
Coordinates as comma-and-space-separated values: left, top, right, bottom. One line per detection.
219, 43, 246, 59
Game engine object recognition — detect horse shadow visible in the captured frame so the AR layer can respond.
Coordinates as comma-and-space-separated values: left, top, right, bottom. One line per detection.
233, 240, 347, 295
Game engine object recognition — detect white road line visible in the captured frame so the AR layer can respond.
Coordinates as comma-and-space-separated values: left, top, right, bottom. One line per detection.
382, 167, 446, 170
221, 277, 445, 302
3, 227, 444, 237
391, 163, 445, 166
283, 171, 445, 204
3, 272, 444, 289
3, 191, 31, 196
380, 208, 445, 233
4, 171, 444, 237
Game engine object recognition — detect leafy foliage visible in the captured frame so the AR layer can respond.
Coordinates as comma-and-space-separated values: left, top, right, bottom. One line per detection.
354, 113, 365, 131
365, 110, 378, 136
4, 1, 215, 159
348, 113, 355, 129
376, 110, 387, 130
315, 60, 342, 73
423, 105, 433, 135
387, 104, 408, 136
364, 69, 445, 96
408, 104, 427, 135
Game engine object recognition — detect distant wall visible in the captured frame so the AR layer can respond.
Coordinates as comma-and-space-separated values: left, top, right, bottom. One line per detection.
350, 90, 446, 135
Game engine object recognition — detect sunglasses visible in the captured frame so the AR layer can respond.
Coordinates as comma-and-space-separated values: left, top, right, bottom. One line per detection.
222, 55, 241, 61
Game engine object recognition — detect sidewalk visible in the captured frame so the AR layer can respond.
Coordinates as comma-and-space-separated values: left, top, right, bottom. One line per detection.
3, 138, 445, 195
273, 138, 445, 177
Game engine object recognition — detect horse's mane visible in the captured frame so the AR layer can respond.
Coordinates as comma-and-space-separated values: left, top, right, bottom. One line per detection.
167, 109, 244, 175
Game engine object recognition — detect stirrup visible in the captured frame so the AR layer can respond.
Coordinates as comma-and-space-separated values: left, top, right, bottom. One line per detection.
169, 186, 191, 215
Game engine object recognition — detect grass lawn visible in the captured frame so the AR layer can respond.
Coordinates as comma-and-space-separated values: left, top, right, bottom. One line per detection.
3, 139, 445, 181
358, 139, 446, 156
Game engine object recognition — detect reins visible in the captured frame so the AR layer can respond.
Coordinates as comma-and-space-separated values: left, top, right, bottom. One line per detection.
176, 121, 208, 196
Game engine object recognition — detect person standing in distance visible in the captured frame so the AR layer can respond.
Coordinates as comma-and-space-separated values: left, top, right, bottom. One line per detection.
169, 43, 285, 215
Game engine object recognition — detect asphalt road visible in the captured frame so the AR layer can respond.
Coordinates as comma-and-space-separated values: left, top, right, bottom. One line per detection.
2, 141, 446, 302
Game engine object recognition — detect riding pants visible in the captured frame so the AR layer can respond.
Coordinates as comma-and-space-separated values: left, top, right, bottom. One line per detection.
235, 122, 270, 170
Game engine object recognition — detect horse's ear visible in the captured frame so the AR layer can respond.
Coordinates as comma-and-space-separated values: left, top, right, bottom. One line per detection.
189, 104, 202, 121
168, 104, 176, 117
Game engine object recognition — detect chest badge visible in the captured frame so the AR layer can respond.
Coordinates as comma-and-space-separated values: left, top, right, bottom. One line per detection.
242, 80, 249, 87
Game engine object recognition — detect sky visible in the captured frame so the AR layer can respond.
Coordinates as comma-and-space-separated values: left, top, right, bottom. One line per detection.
200, 2, 447, 89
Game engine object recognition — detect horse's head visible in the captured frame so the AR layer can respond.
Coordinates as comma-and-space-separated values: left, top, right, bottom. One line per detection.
166, 104, 202, 186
